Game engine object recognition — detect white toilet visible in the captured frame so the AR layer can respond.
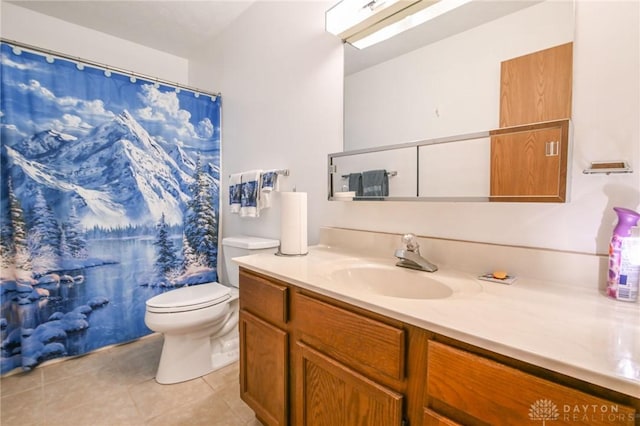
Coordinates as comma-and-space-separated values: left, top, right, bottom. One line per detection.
144, 235, 279, 384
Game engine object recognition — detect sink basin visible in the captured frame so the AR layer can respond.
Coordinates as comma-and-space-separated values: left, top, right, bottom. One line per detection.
329, 264, 462, 299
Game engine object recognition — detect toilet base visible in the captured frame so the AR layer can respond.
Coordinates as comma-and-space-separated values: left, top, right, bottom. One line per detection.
155, 329, 240, 385
149, 291, 240, 385
155, 333, 215, 384
211, 332, 239, 371
211, 350, 239, 371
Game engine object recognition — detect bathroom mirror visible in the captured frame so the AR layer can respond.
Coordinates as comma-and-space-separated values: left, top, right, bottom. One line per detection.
338, 0, 575, 202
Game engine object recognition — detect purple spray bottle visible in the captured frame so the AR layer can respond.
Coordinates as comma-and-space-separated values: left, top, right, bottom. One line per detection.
607, 207, 640, 301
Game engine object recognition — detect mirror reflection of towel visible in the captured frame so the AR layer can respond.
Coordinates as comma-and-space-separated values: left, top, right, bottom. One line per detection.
362, 169, 388, 197
348, 173, 363, 196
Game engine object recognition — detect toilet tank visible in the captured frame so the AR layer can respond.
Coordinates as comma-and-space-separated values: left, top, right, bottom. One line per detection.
221, 236, 279, 287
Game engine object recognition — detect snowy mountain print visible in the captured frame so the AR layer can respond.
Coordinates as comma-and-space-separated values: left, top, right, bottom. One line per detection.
4, 109, 215, 228
0, 42, 221, 374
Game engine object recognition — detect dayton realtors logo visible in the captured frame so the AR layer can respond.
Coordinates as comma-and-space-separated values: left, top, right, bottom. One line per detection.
529, 399, 559, 425
529, 399, 636, 423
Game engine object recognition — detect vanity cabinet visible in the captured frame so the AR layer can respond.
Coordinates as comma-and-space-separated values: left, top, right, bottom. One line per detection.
238, 268, 639, 426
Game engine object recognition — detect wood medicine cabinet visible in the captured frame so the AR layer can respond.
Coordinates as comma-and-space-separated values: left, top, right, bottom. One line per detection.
490, 42, 573, 202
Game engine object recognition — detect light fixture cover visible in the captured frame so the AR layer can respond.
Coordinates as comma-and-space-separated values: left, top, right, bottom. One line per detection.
326, 0, 421, 40
326, 0, 473, 50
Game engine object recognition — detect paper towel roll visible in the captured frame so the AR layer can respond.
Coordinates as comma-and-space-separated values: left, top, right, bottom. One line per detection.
280, 192, 308, 255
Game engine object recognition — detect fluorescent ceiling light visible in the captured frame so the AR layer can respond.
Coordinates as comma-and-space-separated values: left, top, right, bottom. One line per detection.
326, 0, 421, 40
344, 0, 474, 49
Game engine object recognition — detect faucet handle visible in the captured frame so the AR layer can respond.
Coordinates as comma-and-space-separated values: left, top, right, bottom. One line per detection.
401, 233, 420, 252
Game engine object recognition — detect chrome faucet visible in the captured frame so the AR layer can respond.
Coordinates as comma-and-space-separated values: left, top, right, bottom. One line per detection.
394, 233, 438, 272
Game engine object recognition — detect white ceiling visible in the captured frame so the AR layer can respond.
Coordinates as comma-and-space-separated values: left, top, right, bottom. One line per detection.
6, 0, 256, 58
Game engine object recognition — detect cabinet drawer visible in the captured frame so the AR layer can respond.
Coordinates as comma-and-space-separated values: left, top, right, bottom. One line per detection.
426, 341, 636, 425
239, 269, 288, 325
296, 292, 405, 381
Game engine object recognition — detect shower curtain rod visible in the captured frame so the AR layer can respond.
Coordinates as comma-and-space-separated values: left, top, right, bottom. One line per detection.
1, 38, 221, 98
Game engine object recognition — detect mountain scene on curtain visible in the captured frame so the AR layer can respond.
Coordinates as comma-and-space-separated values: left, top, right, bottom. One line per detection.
0, 43, 221, 373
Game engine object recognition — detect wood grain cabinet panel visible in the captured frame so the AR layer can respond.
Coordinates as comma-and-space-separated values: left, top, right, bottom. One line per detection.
490, 120, 569, 201
500, 42, 573, 127
426, 341, 636, 426
240, 269, 288, 325
296, 342, 403, 426
296, 292, 405, 382
239, 310, 288, 426
423, 408, 462, 426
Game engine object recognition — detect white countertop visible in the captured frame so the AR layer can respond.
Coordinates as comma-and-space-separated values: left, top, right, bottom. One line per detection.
234, 245, 640, 398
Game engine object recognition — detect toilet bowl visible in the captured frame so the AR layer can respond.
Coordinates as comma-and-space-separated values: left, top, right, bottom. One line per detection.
144, 282, 239, 384
144, 235, 279, 385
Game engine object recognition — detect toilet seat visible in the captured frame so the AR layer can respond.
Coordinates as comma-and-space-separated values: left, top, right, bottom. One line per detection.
146, 282, 231, 313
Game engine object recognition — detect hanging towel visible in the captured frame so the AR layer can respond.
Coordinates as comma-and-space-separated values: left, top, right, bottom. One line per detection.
348, 173, 363, 197
362, 169, 389, 197
240, 170, 262, 218
229, 173, 242, 213
260, 170, 280, 209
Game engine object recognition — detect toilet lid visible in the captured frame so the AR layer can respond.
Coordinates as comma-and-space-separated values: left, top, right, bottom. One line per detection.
146, 282, 231, 313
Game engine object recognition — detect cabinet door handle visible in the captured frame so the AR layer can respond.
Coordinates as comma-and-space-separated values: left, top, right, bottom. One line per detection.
546, 141, 559, 157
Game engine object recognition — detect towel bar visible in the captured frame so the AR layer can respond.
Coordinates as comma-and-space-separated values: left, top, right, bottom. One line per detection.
340, 170, 397, 179
228, 168, 289, 178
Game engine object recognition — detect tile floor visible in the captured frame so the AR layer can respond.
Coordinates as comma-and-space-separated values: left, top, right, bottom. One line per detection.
0, 334, 262, 426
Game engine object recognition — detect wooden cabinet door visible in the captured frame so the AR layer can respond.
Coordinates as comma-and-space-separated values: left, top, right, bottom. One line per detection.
239, 310, 288, 426
295, 342, 403, 426
490, 124, 567, 200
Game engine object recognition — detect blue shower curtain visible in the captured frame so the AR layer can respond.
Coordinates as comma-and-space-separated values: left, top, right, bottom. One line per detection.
0, 42, 221, 374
